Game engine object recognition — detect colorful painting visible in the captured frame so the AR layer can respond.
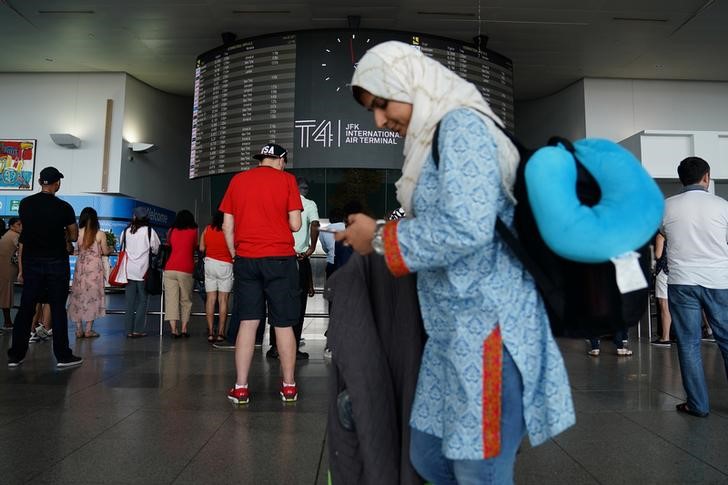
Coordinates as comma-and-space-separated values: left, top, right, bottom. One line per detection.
0, 139, 35, 190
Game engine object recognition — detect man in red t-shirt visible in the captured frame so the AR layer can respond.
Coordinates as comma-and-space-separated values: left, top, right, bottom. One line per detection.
220, 143, 303, 404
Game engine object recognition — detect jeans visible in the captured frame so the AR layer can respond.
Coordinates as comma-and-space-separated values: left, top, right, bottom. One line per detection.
125, 280, 148, 334
8, 256, 73, 362
589, 328, 628, 350
409, 348, 525, 485
668, 284, 728, 414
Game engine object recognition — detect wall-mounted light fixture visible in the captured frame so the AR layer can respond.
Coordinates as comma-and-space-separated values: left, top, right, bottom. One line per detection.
129, 142, 158, 153
50, 133, 81, 148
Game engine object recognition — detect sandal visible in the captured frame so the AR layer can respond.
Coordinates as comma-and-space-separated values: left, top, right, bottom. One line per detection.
84, 331, 100, 338
171, 332, 181, 339
215, 335, 225, 342
676, 402, 708, 417
207, 334, 215, 343
75, 330, 84, 339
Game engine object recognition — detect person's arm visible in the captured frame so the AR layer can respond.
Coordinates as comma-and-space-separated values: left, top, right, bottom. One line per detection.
98, 231, 111, 256
223, 213, 236, 259
199, 228, 206, 253
288, 210, 302, 232
17, 243, 23, 284
150, 228, 161, 254
305, 202, 321, 260
66, 223, 79, 243
655, 233, 665, 259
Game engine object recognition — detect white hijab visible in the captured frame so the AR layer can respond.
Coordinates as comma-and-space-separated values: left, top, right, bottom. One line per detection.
351, 41, 519, 214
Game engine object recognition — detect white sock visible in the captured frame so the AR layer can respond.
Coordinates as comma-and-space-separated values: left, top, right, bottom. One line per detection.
282, 381, 295, 387
235, 383, 248, 389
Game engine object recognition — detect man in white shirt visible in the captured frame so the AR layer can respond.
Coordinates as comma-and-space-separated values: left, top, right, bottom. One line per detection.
661, 156, 728, 418
267, 177, 319, 361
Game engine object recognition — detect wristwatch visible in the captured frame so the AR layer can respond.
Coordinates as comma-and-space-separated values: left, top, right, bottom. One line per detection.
372, 219, 387, 255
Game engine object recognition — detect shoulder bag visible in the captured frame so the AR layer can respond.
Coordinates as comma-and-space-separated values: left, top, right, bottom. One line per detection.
108, 230, 128, 287
145, 227, 163, 295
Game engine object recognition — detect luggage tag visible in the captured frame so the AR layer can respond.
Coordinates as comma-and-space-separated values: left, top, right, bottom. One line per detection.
611, 251, 648, 294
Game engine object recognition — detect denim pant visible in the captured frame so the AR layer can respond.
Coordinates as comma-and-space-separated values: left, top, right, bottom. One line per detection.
8, 256, 73, 362
589, 328, 628, 350
668, 284, 728, 414
125, 280, 148, 334
409, 348, 525, 485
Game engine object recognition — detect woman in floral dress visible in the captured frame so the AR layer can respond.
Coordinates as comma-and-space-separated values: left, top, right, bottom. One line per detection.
68, 207, 110, 338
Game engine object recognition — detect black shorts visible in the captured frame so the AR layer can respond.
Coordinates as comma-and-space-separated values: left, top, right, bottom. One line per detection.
234, 256, 300, 327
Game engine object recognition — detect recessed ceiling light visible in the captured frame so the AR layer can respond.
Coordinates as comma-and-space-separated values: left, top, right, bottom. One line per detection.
613, 17, 668, 23
38, 10, 95, 14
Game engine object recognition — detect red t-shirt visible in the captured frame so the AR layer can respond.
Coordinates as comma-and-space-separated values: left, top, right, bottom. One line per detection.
203, 225, 232, 263
164, 228, 198, 273
219, 166, 302, 258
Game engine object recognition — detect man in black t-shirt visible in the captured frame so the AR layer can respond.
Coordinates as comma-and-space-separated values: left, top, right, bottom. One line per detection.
8, 167, 83, 368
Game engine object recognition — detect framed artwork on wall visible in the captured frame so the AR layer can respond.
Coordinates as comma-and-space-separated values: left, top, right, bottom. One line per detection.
0, 139, 36, 190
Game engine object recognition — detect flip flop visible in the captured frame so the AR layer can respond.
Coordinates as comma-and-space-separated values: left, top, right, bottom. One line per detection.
84, 331, 100, 338
676, 402, 708, 418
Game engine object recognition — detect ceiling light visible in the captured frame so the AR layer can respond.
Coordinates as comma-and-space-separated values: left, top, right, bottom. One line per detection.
38, 10, 95, 14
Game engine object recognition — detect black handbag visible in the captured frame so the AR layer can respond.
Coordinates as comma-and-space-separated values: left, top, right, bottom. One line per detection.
193, 249, 205, 282
145, 227, 163, 295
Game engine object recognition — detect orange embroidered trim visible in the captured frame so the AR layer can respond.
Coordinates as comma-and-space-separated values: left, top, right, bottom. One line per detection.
382, 220, 411, 277
482, 326, 503, 458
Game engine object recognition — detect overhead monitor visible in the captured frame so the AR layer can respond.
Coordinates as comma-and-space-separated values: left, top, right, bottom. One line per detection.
189, 29, 514, 178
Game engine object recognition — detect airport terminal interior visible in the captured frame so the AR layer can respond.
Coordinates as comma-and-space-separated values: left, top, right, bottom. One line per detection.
2, 293, 728, 484
3, 1, 728, 484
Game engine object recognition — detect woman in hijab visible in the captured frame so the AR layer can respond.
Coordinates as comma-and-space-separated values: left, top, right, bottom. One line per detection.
337, 41, 575, 484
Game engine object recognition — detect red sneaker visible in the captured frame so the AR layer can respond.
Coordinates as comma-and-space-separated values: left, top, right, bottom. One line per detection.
280, 382, 298, 402
227, 386, 250, 405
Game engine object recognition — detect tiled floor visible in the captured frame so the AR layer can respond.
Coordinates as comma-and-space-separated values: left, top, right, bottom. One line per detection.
1, 293, 728, 484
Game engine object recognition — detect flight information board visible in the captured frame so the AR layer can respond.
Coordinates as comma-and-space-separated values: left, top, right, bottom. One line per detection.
189, 29, 514, 178
190, 34, 296, 178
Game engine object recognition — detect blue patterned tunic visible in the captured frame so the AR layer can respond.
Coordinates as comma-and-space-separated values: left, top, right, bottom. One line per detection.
396, 109, 575, 460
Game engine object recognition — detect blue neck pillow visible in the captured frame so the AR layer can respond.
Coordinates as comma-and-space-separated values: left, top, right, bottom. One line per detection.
524, 139, 664, 263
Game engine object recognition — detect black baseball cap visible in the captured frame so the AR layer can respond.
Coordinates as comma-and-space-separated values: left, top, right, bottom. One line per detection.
39, 166, 64, 185
253, 143, 287, 161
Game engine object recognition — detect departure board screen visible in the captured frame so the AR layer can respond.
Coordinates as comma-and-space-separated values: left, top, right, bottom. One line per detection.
190, 29, 514, 178
190, 34, 296, 178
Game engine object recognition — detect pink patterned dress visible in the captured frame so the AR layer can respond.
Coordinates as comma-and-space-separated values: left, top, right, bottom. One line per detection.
68, 240, 106, 322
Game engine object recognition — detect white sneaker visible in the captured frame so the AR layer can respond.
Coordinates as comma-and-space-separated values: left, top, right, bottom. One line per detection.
29, 333, 41, 343
35, 326, 51, 341
323, 348, 332, 360
588, 349, 600, 356
617, 348, 633, 356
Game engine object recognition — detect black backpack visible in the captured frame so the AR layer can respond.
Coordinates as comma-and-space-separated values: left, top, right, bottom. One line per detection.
432, 118, 651, 338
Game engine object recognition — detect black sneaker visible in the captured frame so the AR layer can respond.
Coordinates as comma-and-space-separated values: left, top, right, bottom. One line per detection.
266, 347, 279, 359
296, 350, 309, 361
213, 342, 235, 350
56, 355, 83, 368
650, 339, 671, 347
8, 357, 24, 368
